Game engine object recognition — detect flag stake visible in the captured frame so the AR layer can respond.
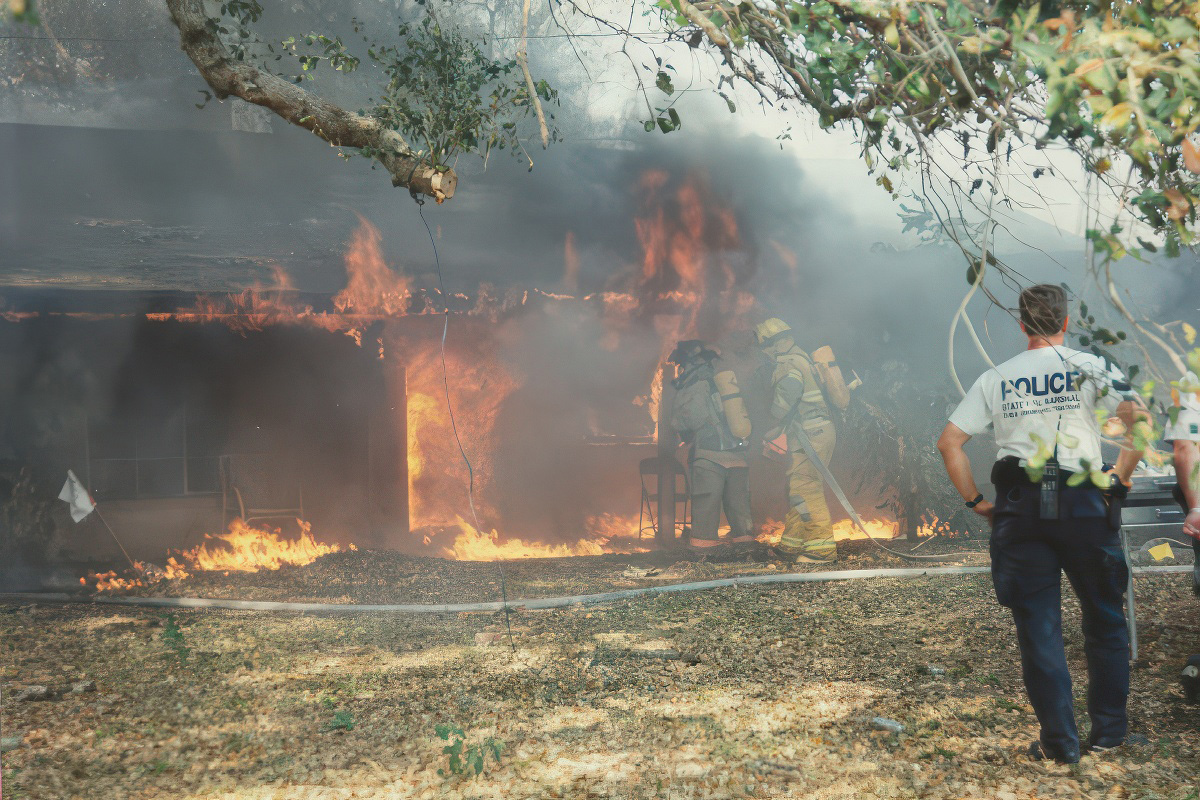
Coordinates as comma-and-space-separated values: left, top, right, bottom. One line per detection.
94, 507, 138, 573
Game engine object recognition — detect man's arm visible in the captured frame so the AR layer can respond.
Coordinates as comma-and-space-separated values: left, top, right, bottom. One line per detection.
937, 422, 993, 519
1174, 438, 1200, 542
1112, 400, 1152, 485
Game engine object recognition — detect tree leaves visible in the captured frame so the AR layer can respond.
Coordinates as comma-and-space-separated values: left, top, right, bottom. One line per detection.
651, 0, 1200, 254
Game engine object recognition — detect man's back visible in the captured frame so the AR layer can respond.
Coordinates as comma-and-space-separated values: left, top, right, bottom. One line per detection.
950, 346, 1128, 474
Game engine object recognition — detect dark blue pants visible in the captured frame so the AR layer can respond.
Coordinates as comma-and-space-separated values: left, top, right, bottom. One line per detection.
990, 514, 1130, 756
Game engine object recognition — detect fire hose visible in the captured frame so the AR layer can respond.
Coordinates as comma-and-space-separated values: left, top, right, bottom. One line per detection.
787, 421, 983, 562
1, 566, 1188, 614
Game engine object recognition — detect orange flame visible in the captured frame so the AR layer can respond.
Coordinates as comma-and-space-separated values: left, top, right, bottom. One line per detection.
440, 515, 648, 561
177, 518, 352, 573
333, 217, 411, 316
756, 515, 954, 545
81, 519, 352, 592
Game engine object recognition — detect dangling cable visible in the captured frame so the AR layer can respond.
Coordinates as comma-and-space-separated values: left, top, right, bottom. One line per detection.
414, 194, 516, 654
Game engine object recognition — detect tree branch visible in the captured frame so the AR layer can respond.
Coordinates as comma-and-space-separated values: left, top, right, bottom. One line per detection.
517, 0, 550, 149
680, 0, 729, 49
165, 0, 456, 202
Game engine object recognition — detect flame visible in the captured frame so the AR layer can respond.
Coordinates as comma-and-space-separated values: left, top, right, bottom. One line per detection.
440, 515, 648, 561
756, 515, 956, 545
563, 230, 580, 292
333, 217, 411, 315
81, 519, 352, 591
178, 518, 352, 573
406, 390, 444, 522
149, 219, 418, 338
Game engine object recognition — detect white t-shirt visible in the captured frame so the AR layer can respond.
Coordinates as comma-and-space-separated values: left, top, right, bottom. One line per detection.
1163, 370, 1200, 443
949, 346, 1133, 474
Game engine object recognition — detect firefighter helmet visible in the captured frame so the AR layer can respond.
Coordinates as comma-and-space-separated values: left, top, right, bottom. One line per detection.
667, 339, 719, 366
754, 318, 793, 347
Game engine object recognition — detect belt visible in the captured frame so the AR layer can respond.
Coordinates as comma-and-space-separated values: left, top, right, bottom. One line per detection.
990, 456, 1111, 520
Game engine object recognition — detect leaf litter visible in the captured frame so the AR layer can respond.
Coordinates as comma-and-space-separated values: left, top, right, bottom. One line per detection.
2, 573, 1196, 799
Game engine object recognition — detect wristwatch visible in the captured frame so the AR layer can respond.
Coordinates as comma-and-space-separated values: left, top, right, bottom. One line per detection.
965, 493, 985, 508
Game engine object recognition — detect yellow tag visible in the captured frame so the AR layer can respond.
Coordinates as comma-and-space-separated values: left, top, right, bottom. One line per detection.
1147, 542, 1175, 562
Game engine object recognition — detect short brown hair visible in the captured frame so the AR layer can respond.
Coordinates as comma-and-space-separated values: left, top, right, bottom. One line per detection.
1019, 284, 1068, 336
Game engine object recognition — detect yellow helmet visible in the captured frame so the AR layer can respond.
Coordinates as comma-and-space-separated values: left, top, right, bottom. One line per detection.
754, 318, 792, 346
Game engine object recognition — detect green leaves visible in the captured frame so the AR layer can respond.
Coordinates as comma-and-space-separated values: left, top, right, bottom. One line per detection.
644, 107, 682, 134
648, 0, 1200, 250
363, 14, 556, 168
435, 724, 503, 777
161, 613, 190, 662
6, 0, 38, 24
321, 710, 356, 732
225, 5, 555, 172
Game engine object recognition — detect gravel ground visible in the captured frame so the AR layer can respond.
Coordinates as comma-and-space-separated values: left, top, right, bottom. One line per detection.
2, 572, 1196, 800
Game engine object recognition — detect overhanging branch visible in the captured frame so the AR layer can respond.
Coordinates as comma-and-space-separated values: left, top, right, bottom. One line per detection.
165, 0, 456, 202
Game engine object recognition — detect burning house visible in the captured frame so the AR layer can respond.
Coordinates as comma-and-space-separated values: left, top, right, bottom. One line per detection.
2, 157, 974, 591
0, 105, 1019, 596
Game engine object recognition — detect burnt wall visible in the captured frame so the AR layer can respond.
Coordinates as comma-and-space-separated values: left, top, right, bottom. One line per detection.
0, 314, 397, 562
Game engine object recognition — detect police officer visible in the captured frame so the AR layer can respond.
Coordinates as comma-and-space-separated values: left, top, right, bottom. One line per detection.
937, 284, 1148, 763
1164, 367, 1200, 702
1165, 368, 1200, 578
667, 340, 754, 551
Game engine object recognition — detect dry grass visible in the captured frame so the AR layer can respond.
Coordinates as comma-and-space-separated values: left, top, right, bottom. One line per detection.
2, 573, 1197, 799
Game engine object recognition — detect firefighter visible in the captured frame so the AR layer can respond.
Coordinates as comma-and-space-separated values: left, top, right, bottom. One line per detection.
754, 318, 842, 563
667, 340, 754, 551
937, 284, 1149, 763
1163, 367, 1200, 702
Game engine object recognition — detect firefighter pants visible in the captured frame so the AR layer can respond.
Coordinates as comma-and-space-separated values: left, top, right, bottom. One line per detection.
689, 459, 752, 547
781, 420, 837, 557
991, 512, 1129, 758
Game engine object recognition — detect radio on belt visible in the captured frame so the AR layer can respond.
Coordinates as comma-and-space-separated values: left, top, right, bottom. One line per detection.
1040, 457, 1060, 520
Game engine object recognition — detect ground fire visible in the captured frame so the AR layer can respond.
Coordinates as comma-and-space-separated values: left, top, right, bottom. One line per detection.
80, 518, 355, 591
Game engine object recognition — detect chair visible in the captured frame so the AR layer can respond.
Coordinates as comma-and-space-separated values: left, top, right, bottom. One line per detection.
638, 456, 690, 539
220, 454, 304, 530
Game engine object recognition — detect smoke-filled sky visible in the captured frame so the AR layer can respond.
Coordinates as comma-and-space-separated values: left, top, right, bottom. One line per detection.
2, 1, 1196, 382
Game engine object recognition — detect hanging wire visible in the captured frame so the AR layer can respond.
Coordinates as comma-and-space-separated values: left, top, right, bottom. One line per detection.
414, 194, 516, 653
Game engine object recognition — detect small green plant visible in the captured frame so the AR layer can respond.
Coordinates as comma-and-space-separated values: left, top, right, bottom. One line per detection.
434, 724, 503, 777
161, 614, 190, 662
994, 697, 1022, 712
321, 710, 356, 732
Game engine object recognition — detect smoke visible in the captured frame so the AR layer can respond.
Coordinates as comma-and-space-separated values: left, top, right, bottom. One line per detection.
14, 0, 1181, 557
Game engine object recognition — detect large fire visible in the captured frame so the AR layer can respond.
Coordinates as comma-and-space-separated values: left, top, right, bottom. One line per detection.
57, 168, 955, 567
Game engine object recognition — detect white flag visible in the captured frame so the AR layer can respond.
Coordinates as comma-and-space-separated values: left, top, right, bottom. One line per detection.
58, 470, 95, 523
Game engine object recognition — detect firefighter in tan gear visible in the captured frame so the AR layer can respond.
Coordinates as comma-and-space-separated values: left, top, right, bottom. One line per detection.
755, 318, 850, 563
668, 340, 755, 550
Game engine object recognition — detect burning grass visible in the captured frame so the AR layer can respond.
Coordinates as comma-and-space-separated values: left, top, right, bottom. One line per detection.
2, 573, 1196, 799
80, 519, 356, 593
88, 537, 990, 606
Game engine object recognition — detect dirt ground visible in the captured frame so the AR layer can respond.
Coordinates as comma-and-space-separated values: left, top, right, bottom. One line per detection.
3, 570, 1197, 800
